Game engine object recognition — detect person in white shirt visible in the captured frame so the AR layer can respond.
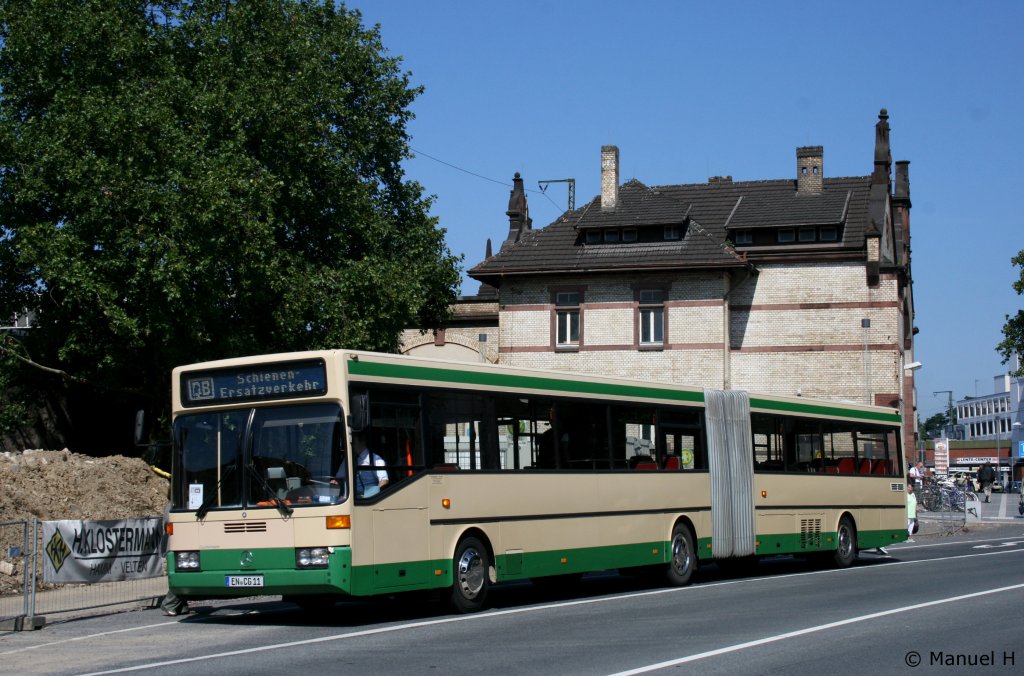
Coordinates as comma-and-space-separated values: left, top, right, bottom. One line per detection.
908, 461, 923, 490
352, 432, 388, 497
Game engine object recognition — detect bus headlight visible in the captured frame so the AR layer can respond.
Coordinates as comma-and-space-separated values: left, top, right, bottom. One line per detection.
296, 547, 330, 568
175, 551, 201, 571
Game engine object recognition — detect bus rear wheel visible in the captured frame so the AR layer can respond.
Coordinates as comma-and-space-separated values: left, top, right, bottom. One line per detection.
832, 516, 857, 568
665, 524, 696, 586
450, 536, 489, 613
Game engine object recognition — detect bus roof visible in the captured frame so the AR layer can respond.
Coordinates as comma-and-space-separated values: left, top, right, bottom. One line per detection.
172, 349, 901, 425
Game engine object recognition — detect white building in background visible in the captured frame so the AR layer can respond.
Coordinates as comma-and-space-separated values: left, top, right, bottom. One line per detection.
956, 354, 1024, 444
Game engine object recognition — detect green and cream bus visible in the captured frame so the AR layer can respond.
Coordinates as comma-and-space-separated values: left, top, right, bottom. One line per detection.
166, 350, 908, 612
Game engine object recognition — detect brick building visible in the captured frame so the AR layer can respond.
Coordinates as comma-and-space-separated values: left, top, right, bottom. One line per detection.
402, 109, 919, 452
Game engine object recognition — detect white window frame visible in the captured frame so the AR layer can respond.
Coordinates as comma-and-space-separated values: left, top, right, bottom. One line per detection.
638, 289, 665, 346
555, 291, 581, 347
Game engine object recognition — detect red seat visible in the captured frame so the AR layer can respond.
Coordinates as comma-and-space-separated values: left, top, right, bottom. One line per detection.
836, 458, 855, 474
872, 460, 889, 475
858, 458, 872, 474
634, 462, 658, 471
663, 456, 680, 470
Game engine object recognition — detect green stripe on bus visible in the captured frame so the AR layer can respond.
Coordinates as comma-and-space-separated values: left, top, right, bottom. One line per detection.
349, 359, 900, 424
168, 528, 906, 599
348, 360, 703, 403
755, 528, 907, 555
749, 397, 901, 423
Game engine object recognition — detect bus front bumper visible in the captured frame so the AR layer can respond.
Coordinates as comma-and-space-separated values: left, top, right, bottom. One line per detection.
167, 546, 352, 599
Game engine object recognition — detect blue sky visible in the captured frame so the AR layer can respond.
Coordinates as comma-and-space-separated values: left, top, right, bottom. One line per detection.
354, 0, 1023, 420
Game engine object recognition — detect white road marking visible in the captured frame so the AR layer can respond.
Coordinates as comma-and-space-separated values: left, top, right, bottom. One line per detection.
609, 581, 1024, 675
16, 547, 1018, 675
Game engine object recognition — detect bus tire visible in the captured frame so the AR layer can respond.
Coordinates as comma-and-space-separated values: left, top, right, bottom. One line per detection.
665, 524, 696, 586
832, 516, 857, 568
450, 536, 489, 613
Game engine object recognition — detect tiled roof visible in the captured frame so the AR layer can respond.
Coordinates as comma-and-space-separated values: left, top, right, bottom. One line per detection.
575, 179, 688, 229
469, 175, 876, 281
726, 189, 850, 229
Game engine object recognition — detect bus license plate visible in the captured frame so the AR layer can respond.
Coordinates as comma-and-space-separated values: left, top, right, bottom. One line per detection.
225, 575, 264, 588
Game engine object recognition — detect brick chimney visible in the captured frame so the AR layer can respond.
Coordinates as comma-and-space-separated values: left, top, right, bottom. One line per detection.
601, 145, 619, 210
796, 146, 823, 194
894, 160, 911, 205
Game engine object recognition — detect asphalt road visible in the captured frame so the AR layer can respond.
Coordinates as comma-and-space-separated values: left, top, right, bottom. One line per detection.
3, 522, 1023, 675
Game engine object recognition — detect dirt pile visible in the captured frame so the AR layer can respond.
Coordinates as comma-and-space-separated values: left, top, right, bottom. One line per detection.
0, 449, 169, 595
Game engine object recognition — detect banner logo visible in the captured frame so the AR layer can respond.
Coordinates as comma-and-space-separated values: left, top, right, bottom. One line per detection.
45, 529, 72, 573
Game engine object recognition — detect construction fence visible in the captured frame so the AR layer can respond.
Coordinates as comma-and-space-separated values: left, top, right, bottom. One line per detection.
0, 518, 167, 631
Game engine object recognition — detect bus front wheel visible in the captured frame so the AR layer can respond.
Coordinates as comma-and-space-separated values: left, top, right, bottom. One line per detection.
832, 516, 857, 568
450, 536, 489, 613
666, 524, 696, 586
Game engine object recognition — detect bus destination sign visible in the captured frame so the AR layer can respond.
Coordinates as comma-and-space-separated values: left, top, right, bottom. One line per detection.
181, 359, 328, 406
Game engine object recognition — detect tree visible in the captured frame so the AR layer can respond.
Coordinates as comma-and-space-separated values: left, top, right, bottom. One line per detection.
0, 0, 461, 450
921, 411, 952, 439
997, 249, 1024, 377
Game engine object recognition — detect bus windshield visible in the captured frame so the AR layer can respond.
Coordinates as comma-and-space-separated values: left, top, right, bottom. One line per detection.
171, 403, 346, 512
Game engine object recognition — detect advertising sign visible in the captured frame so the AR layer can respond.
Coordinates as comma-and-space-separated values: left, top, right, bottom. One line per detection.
933, 438, 949, 474
42, 518, 164, 584
957, 457, 997, 465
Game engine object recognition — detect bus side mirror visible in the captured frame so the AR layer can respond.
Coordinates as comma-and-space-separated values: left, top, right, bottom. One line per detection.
348, 394, 369, 432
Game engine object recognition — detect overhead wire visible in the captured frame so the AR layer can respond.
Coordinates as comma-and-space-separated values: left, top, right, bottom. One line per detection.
410, 147, 569, 213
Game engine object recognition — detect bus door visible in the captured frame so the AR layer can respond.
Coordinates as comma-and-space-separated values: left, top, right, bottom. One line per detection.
704, 389, 755, 558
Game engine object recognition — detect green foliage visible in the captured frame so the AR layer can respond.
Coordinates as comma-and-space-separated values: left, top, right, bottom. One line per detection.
997, 250, 1024, 377
921, 411, 951, 438
0, 0, 461, 443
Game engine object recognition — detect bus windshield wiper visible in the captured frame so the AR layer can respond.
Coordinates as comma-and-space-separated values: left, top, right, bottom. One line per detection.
245, 461, 294, 518
195, 463, 237, 521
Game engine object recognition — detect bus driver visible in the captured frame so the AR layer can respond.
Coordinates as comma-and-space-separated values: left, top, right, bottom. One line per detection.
348, 431, 388, 497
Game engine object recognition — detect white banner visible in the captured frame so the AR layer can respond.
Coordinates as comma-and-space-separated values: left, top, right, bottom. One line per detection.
42, 518, 164, 584
955, 457, 997, 465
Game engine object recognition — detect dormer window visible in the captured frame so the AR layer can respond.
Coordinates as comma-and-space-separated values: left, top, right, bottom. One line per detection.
820, 226, 838, 241
622, 228, 637, 242
777, 228, 795, 243
798, 227, 816, 242
585, 230, 600, 244
664, 225, 681, 240
604, 229, 620, 243
734, 230, 753, 245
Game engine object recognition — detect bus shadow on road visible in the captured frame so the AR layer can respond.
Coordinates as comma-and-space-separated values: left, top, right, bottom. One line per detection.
171, 554, 896, 628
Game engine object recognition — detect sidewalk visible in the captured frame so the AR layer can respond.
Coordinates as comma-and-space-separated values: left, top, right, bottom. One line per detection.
976, 489, 1024, 522
915, 490, 1024, 533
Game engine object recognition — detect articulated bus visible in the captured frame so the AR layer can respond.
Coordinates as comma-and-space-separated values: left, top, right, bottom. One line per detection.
166, 350, 908, 612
